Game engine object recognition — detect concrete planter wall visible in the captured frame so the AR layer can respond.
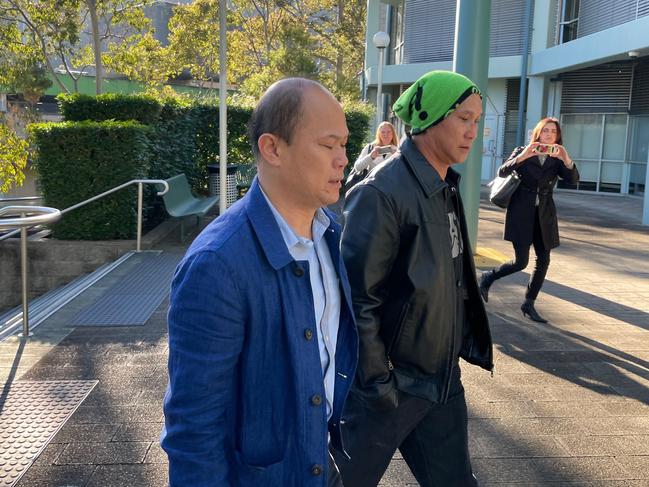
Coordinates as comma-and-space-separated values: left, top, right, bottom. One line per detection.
0, 239, 135, 312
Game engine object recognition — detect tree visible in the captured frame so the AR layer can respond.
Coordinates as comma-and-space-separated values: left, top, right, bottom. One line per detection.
0, 0, 159, 95
279, 0, 366, 100
164, 0, 221, 87
0, 0, 81, 94
233, 20, 320, 99
164, 0, 366, 100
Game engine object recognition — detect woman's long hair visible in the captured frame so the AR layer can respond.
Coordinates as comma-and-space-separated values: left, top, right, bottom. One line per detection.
530, 117, 563, 145
372, 121, 399, 146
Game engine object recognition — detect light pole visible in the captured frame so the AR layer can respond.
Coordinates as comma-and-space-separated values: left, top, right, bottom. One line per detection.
373, 31, 390, 128
219, 0, 228, 214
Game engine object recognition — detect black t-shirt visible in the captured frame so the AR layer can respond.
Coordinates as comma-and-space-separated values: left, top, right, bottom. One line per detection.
445, 177, 466, 359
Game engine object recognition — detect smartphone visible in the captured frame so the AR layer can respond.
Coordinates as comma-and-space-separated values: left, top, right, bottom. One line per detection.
534, 144, 558, 155
377, 146, 393, 155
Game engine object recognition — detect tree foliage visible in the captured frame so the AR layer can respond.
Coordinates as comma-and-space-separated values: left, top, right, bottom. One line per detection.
1, 0, 367, 100
0, 0, 160, 95
0, 123, 29, 193
165, 0, 367, 100
164, 0, 220, 86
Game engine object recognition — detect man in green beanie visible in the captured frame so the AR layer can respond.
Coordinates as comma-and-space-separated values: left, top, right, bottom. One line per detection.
334, 70, 493, 486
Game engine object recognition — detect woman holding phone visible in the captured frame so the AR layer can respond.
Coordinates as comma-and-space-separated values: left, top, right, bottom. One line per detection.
479, 117, 579, 323
353, 121, 398, 173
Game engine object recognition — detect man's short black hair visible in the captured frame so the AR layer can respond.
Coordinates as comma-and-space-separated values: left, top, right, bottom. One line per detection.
248, 78, 323, 160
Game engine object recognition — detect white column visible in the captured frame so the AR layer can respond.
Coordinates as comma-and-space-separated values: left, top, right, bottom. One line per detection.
525, 0, 555, 135
364, 1, 381, 81
526, 76, 549, 135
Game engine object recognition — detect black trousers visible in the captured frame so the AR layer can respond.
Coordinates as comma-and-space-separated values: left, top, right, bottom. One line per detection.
332, 365, 478, 487
493, 209, 551, 300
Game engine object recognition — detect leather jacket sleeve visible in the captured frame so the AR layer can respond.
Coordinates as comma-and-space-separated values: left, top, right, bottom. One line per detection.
341, 184, 400, 410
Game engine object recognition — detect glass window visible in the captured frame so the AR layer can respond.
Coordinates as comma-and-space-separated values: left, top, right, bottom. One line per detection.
390, 0, 405, 66
575, 160, 599, 182
560, 0, 580, 43
600, 162, 623, 193
628, 163, 646, 196
602, 114, 627, 161
627, 116, 649, 196
627, 116, 649, 163
562, 114, 602, 160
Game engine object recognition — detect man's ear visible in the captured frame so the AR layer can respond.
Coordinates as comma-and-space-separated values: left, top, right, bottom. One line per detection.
257, 133, 282, 167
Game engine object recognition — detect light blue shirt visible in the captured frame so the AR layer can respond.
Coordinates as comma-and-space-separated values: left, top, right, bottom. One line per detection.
261, 190, 341, 419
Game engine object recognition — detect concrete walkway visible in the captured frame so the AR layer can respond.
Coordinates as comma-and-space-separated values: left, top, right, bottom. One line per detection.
1, 190, 648, 486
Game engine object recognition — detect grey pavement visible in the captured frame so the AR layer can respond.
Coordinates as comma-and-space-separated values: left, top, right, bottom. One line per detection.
0, 190, 648, 486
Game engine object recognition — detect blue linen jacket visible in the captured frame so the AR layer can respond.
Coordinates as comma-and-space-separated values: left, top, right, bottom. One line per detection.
161, 178, 358, 487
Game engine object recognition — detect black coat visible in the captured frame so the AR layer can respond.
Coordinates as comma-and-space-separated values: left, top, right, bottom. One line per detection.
498, 147, 579, 249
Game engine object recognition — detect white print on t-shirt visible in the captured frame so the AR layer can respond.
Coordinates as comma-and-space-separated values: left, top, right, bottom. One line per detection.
448, 212, 463, 258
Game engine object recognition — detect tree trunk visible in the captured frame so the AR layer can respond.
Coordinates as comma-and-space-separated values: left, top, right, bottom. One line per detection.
336, 0, 344, 90
86, 0, 103, 94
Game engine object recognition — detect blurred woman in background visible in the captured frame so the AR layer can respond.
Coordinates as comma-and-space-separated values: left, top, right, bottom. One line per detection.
353, 121, 398, 173
479, 117, 580, 323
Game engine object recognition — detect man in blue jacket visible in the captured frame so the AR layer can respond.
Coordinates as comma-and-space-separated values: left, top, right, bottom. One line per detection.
161, 78, 358, 487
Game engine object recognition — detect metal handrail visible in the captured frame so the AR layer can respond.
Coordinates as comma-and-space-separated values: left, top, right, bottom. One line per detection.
0, 206, 61, 338
0, 179, 169, 250
0, 179, 170, 339
0, 196, 42, 204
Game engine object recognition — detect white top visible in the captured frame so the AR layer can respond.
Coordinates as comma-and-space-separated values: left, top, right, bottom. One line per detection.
353, 143, 396, 173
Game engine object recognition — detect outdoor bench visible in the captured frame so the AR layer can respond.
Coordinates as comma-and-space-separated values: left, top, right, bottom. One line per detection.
160, 173, 218, 240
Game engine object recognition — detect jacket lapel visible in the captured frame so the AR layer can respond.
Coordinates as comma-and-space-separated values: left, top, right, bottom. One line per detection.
245, 177, 294, 271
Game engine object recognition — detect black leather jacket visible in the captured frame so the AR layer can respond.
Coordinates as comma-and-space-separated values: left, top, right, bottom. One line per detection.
341, 136, 493, 409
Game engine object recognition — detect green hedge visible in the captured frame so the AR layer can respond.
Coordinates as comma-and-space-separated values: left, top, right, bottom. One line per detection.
35, 93, 370, 240
343, 106, 372, 174
58, 93, 162, 125
29, 121, 151, 240
56, 92, 370, 181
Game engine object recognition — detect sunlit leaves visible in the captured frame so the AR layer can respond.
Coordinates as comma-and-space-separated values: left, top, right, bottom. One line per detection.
0, 124, 29, 192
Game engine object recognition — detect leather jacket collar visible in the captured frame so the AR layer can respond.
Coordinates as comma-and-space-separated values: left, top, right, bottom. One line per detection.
401, 135, 461, 198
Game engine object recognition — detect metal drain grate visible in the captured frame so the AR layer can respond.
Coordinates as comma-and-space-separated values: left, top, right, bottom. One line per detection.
0, 380, 97, 486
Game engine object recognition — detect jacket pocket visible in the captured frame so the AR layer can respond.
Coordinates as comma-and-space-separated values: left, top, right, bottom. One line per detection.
233, 450, 286, 486
386, 302, 410, 370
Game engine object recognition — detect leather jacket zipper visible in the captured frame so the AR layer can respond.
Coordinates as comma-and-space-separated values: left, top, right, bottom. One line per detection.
386, 303, 410, 372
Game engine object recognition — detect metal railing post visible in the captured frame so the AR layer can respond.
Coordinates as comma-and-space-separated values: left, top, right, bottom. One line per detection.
0, 180, 170, 339
136, 182, 143, 252
0, 206, 61, 338
19, 212, 31, 338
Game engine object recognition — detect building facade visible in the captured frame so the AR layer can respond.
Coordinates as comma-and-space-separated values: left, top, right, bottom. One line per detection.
363, 0, 649, 203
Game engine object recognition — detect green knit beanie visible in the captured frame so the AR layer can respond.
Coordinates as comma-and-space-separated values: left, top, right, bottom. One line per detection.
393, 70, 482, 134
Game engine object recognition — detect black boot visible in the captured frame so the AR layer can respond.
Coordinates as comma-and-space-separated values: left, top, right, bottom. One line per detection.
478, 270, 496, 303
521, 298, 548, 323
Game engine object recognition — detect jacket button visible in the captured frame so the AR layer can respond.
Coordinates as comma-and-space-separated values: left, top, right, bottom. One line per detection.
311, 394, 322, 406
304, 328, 313, 340
311, 464, 323, 476
457, 280, 462, 287
293, 265, 304, 277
